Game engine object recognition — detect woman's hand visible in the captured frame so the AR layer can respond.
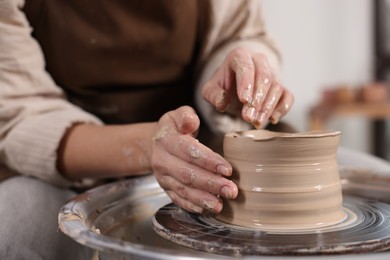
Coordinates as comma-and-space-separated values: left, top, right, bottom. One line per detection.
202, 48, 294, 128
151, 106, 238, 214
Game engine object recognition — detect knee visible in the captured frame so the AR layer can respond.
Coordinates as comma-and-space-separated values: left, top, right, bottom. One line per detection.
0, 176, 93, 260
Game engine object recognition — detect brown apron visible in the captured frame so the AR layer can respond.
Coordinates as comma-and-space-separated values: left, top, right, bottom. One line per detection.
22, 0, 210, 124
0, 0, 215, 183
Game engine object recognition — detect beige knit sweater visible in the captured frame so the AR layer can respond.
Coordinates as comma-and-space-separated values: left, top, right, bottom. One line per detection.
0, 0, 280, 187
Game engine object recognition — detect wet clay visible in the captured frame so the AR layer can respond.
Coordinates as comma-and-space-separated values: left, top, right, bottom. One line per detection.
217, 129, 346, 230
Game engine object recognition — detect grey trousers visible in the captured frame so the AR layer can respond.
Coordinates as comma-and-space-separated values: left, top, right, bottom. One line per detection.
0, 176, 93, 260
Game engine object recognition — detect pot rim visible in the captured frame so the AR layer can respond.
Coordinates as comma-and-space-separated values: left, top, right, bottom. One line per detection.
225, 129, 341, 141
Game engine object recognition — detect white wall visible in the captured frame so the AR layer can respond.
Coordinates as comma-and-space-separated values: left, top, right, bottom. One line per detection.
262, 0, 374, 153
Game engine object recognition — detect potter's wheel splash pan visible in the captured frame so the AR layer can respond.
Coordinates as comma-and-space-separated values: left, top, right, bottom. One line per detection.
59, 170, 390, 259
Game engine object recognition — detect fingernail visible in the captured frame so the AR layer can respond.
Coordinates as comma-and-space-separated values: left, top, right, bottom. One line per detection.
202, 200, 222, 212
270, 111, 281, 124
215, 91, 228, 111
257, 112, 268, 127
241, 105, 251, 120
246, 107, 257, 121
221, 186, 232, 199
217, 164, 231, 176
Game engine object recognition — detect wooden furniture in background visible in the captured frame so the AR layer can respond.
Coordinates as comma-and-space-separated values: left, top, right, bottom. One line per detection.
308, 102, 390, 158
309, 102, 390, 131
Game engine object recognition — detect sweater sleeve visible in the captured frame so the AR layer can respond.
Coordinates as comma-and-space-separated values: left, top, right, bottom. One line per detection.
195, 0, 281, 135
0, 0, 103, 187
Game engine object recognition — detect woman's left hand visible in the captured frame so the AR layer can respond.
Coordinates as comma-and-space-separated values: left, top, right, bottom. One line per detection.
150, 106, 238, 214
201, 47, 294, 128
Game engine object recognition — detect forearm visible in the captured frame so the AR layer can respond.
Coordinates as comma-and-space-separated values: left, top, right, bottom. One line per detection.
58, 123, 157, 180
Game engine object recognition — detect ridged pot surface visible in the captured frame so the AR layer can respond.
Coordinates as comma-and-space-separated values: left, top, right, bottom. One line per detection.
218, 129, 346, 230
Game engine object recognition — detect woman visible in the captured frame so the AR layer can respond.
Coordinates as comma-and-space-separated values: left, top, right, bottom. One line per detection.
0, 0, 293, 259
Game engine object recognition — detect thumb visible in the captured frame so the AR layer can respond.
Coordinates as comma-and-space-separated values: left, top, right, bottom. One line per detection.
170, 106, 200, 136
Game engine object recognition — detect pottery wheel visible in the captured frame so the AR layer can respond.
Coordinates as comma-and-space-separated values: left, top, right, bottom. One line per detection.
152, 195, 390, 256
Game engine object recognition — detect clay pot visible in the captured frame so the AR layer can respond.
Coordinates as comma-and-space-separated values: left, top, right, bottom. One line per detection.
218, 129, 346, 230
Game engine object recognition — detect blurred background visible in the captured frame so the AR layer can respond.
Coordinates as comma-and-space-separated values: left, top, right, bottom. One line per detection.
262, 0, 390, 161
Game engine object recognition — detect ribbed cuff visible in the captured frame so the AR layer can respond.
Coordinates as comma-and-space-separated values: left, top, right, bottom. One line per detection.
4, 108, 102, 187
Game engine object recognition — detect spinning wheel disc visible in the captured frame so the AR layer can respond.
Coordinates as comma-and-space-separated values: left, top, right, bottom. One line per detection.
152, 195, 390, 256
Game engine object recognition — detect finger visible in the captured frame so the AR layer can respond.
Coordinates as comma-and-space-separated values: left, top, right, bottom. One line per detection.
168, 106, 200, 135
154, 106, 200, 143
269, 89, 295, 124
201, 69, 233, 112
252, 80, 284, 128
241, 53, 273, 123
157, 133, 233, 177
202, 48, 256, 114
165, 190, 204, 214
159, 175, 223, 213
252, 53, 273, 110
155, 150, 238, 199
228, 48, 256, 105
